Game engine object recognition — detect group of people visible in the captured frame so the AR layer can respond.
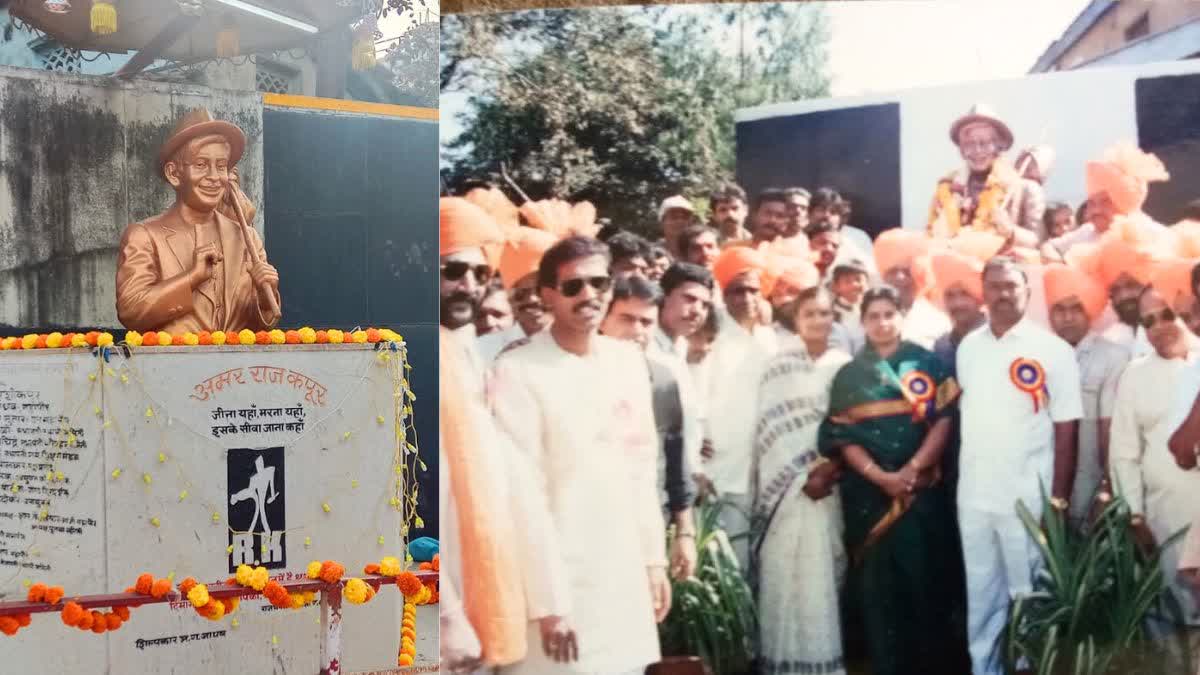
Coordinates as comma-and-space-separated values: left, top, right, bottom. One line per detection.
436, 102, 1200, 675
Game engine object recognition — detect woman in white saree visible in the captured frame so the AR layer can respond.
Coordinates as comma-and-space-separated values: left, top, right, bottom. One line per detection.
751, 286, 851, 675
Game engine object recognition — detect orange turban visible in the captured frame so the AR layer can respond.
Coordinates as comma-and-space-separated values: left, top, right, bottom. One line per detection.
520, 199, 599, 239
441, 198, 506, 267
874, 228, 934, 294
498, 228, 559, 289
1084, 142, 1169, 215
1067, 217, 1172, 289
1173, 220, 1200, 259
713, 246, 770, 295
930, 250, 983, 306
770, 257, 821, 296
1149, 258, 1197, 309
1044, 263, 1108, 320
464, 187, 522, 239
946, 230, 1006, 263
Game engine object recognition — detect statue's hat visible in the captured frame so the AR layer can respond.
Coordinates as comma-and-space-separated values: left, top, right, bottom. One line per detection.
949, 103, 1014, 151
158, 108, 246, 171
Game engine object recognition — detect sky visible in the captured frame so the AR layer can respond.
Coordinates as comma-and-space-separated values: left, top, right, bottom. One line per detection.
439, 0, 1093, 155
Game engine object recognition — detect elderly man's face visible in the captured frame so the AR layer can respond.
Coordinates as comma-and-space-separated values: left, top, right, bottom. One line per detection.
1088, 192, 1118, 231
944, 285, 984, 330
1140, 288, 1187, 358
167, 137, 231, 213
724, 271, 762, 323
958, 123, 1002, 173
440, 248, 490, 330
883, 265, 916, 309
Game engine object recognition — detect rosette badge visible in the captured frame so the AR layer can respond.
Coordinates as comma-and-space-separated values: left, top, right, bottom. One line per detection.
1009, 358, 1048, 412
900, 370, 936, 422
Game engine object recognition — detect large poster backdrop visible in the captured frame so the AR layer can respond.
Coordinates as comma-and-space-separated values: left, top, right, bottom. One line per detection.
0, 343, 422, 673
735, 59, 1200, 237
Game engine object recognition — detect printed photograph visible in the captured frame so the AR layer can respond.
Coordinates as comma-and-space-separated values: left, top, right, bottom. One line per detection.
0, 1, 440, 673
439, 1, 1200, 674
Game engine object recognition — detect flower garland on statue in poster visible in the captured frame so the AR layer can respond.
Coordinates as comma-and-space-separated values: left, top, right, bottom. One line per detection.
0, 327, 403, 350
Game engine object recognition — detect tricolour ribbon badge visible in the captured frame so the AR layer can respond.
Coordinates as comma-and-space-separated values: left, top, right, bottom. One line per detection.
900, 370, 936, 422
1009, 357, 1048, 413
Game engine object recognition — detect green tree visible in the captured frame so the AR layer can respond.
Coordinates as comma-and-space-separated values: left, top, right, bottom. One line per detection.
441, 4, 831, 236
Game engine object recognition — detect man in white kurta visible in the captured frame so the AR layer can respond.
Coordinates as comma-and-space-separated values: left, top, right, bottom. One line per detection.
957, 259, 1083, 675
1110, 286, 1200, 627
490, 237, 668, 675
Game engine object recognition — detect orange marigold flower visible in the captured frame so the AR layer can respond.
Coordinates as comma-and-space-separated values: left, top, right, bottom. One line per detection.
315, 330, 329, 344
0, 616, 19, 636
170, 334, 184, 346
142, 332, 160, 347
178, 577, 198, 596
150, 578, 172, 599
44, 586, 64, 604
255, 330, 271, 345
418, 562, 432, 571
27, 583, 46, 602
62, 333, 76, 347
198, 331, 213, 346
366, 328, 382, 343
35, 334, 47, 349
319, 561, 344, 585
363, 563, 380, 575
15, 614, 31, 628
396, 572, 422, 598
104, 613, 122, 630
85, 331, 100, 347
401, 626, 416, 640
134, 574, 154, 595
90, 611, 107, 633
113, 606, 130, 621
398, 654, 414, 666
432, 554, 440, 572
285, 330, 301, 344
76, 610, 94, 630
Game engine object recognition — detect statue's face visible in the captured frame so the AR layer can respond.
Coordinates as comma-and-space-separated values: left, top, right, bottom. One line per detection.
166, 137, 231, 213
957, 123, 1001, 173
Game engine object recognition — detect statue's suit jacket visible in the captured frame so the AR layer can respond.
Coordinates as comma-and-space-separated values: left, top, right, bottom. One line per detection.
115, 205, 280, 334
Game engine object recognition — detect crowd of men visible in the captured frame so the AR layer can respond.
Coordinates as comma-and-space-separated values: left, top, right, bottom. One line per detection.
437, 102, 1200, 675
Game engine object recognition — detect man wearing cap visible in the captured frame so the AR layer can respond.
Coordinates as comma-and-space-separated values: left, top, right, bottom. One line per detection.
116, 109, 281, 334
1111, 278, 1200, 628
1043, 264, 1131, 524
1041, 142, 1171, 264
927, 104, 1041, 249
956, 257, 1082, 675
702, 246, 779, 571
873, 229, 952, 351
477, 227, 559, 367
659, 195, 698, 260
708, 184, 751, 244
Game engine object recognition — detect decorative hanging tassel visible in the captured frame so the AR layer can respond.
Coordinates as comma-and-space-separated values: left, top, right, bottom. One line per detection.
215, 13, 239, 58
351, 21, 377, 71
90, 1, 117, 35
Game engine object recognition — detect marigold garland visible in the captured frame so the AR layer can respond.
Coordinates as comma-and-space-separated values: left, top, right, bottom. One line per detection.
928, 163, 1015, 238
398, 602, 418, 666
0, 328, 402, 350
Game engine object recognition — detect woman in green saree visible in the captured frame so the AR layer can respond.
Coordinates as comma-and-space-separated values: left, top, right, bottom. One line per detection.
818, 286, 970, 675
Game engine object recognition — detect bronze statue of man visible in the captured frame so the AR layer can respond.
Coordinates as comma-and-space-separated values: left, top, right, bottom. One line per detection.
116, 109, 281, 334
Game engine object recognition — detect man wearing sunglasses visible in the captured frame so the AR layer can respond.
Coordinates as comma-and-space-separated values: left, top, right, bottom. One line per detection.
478, 227, 558, 368
489, 236, 672, 675
1111, 283, 1200, 630
441, 199, 504, 382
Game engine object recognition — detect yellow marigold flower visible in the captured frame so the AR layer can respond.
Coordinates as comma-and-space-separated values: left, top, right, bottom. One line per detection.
71, 334, 88, 348
212, 330, 227, 346
45, 332, 63, 349
142, 473, 152, 485
235, 564, 254, 587
343, 578, 370, 605
322, 502, 332, 513
156, 331, 171, 346
306, 561, 323, 580
97, 332, 114, 347
351, 330, 368, 344
187, 584, 210, 608
238, 329, 256, 345
206, 600, 225, 621
298, 327, 317, 344
379, 556, 401, 577
111, 468, 121, 479
416, 585, 431, 604
328, 329, 345, 344
183, 332, 199, 346
249, 567, 269, 591
21, 334, 38, 350
269, 329, 286, 345
124, 331, 142, 347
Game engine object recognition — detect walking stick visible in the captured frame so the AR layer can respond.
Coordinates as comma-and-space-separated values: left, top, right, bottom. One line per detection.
225, 185, 281, 321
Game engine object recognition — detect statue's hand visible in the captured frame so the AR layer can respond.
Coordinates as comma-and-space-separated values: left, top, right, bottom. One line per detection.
190, 243, 222, 289
251, 261, 279, 293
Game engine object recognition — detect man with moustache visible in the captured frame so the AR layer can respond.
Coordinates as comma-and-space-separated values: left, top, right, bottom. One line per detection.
677, 225, 720, 271
1043, 264, 1131, 524
441, 197, 506, 385
703, 246, 779, 571
956, 258, 1082, 675
490, 236, 671, 675
1111, 282, 1200, 628
810, 187, 876, 278
746, 189, 791, 246
600, 276, 700, 581
805, 219, 841, 282
782, 187, 811, 239
477, 227, 558, 367
658, 196, 698, 260
709, 183, 751, 244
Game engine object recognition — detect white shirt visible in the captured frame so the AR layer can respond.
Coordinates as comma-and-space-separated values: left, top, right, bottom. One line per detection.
1101, 321, 1155, 359
704, 321, 778, 495
1070, 333, 1131, 518
903, 297, 953, 352
646, 347, 705, 494
489, 331, 665, 673
957, 318, 1084, 515
651, 326, 688, 364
